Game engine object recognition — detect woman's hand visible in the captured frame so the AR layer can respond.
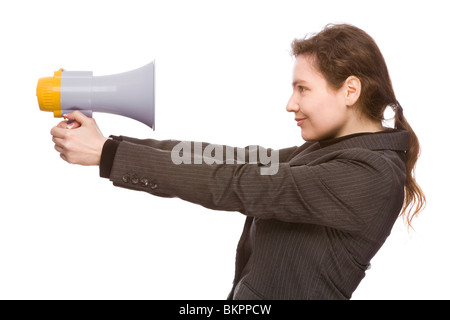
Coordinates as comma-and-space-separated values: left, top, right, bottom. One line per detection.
50, 111, 108, 166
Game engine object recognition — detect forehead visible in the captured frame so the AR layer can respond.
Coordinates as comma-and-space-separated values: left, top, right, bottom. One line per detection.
292, 54, 326, 83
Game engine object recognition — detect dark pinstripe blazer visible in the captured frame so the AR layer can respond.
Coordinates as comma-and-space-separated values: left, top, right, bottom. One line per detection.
104, 129, 408, 300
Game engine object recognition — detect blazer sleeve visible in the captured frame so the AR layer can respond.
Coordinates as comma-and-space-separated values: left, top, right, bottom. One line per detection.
109, 135, 300, 163
107, 139, 397, 232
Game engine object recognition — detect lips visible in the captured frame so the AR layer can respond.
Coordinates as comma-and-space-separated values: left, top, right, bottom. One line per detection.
295, 118, 307, 126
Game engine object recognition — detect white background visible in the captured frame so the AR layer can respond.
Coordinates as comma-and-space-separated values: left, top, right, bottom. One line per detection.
0, 0, 448, 299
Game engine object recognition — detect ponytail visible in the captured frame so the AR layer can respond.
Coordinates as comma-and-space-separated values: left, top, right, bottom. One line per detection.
393, 101, 426, 228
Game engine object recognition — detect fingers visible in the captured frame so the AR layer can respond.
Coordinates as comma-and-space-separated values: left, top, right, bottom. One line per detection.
51, 123, 70, 155
54, 120, 80, 130
50, 125, 67, 139
52, 135, 64, 148
50, 119, 81, 139
66, 121, 81, 129
54, 143, 64, 154
53, 135, 73, 164
64, 111, 88, 125
56, 120, 68, 128
60, 153, 68, 162
52, 135, 67, 162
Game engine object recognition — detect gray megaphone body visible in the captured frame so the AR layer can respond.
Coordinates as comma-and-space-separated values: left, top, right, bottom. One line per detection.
36, 61, 155, 130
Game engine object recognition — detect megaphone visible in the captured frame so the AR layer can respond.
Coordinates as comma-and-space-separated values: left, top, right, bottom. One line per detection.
36, 61, 155, 130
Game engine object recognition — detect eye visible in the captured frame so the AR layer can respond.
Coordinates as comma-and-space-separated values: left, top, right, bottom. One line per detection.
297, 86, 306, 93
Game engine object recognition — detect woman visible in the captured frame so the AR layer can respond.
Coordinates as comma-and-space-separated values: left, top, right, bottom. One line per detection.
51, 24, 425, 299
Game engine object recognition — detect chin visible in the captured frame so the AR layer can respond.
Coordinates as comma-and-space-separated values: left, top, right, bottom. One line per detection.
301, 131, 318, 142
301, 130, 333, 142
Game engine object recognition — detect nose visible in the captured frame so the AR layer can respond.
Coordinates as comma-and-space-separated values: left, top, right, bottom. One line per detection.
286, 94, 299, 113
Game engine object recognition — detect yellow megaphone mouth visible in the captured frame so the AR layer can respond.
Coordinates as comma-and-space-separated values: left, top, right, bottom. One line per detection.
36, 68, 63, 117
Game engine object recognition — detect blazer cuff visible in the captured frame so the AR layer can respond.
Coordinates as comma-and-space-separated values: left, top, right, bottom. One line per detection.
99, 136, 121, 178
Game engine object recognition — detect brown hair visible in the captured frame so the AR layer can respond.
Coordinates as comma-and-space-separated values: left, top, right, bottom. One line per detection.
291, 23, 425, 227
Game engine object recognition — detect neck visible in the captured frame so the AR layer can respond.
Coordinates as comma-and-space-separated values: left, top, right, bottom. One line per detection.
335, 113, 384, 139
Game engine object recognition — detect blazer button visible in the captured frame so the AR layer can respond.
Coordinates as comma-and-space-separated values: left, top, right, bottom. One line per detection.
122, 174, 130, 183
131, 175, 139, 185
140, 178, 149, 187
150, 183, 158, 190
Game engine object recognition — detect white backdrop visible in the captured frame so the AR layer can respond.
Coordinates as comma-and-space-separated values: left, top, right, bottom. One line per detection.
0, 0, 448, 299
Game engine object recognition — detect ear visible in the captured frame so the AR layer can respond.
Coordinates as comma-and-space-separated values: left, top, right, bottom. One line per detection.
343, 76, 361, 107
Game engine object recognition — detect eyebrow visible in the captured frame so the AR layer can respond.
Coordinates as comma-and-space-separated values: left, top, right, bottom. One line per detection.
292, 79, 308, 87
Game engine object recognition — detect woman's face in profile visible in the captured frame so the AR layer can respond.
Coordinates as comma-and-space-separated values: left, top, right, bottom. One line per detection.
286, 54, 350, 141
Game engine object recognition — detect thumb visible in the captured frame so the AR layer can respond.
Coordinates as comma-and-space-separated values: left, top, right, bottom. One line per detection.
64, 111, 89, 125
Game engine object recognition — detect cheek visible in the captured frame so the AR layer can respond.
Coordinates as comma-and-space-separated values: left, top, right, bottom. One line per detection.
302, 94, 346, 138
306, 93, 341, 122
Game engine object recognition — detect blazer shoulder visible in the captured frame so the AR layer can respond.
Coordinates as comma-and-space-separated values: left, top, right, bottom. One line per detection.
288, 130, 408, 167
